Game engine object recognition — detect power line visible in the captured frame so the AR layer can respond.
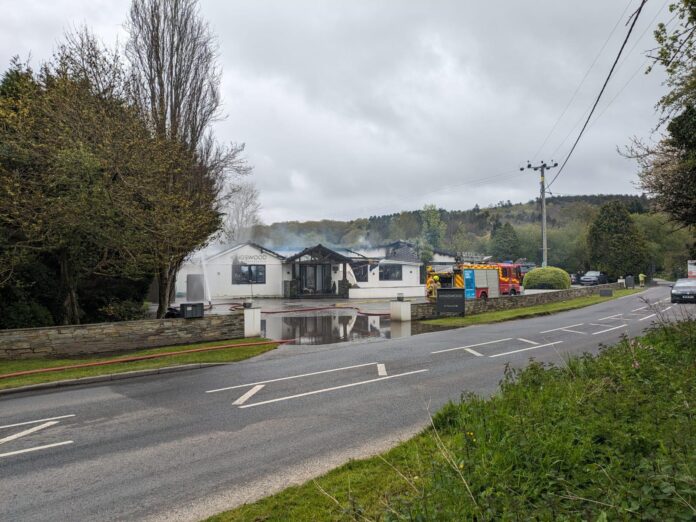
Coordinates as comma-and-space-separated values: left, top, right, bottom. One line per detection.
547, 0, 649, 189
532, 0, 634, 161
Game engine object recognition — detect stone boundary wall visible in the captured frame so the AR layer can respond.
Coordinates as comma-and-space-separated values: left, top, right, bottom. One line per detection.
411, 283, 624, 320
0, 313, 244, 360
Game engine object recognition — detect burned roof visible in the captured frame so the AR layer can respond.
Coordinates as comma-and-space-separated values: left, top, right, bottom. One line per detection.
283, 244, 353, 264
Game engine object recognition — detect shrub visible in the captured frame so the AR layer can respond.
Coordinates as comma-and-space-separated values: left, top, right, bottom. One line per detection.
523, 266, 571, 289
0, 301, 54, 329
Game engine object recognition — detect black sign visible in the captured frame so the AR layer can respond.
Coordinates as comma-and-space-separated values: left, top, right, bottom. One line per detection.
436, 288, 466, 315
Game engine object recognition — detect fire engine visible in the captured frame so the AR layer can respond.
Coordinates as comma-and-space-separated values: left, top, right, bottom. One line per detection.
426, 263, 523, 301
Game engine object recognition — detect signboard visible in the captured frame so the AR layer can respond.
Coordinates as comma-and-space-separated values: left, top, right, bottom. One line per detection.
437, 288, 466, 315
689, 260, 696, 279
463, 269, 476, 299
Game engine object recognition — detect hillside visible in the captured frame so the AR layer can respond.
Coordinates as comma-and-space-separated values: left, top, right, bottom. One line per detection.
249, 194, 692, 278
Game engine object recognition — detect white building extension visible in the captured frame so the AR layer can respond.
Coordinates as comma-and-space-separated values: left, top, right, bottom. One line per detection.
347, 260, 424, 299
176, 243, 285, 300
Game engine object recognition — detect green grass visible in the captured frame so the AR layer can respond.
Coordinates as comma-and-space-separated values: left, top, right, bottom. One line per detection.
208, 319, 696, 521
0, 338, 278, 390
422, 288, 643, 328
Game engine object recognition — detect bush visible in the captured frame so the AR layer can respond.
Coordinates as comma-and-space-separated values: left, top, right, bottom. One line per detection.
523, 266, 571, 289
0, 301, 54, 329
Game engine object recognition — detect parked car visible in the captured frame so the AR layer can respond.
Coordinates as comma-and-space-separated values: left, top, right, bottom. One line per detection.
569, 272, 581, 285
671, 278, 696, 303
580, 271, 609, 285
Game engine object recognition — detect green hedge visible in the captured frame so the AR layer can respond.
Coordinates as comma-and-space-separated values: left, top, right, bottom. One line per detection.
523, 266, 571, 289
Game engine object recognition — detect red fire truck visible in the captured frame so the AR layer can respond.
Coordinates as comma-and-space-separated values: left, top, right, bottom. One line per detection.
426, 263, 523, 300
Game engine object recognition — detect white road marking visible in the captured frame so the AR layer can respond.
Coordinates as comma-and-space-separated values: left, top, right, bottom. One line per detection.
639, 314, 657, 322
592, 324, 627, 335
431, 338, 513, 354
517, 338, 539, 345
489, 341, 563, 358
377, 363, 387, 377
0, 414, 75, 431
232, 385, 265, 406
597, 314, 623, 321
632, 306, 648, 312
661, 306, 673, 313
205, 362, 379, 393
0, 441, 73, 459
539, 324, 583, 334
464, 348, 484, 357
239, 369, 429, 409
0, 421, 58, 445
561, 328, 587, 335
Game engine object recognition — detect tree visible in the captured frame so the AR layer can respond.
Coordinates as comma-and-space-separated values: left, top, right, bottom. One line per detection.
490, 222, 520, 261
421, 204, 446, 250
587, 202, 648, 279
223, 181, 262, 242
126, 0, 250, 317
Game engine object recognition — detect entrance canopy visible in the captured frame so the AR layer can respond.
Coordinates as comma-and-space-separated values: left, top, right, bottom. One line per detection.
284, 245, 353, 297
284, 244, 353, 265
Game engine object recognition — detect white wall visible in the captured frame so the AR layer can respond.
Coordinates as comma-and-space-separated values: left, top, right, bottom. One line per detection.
176, 244, 284, 299
349, 286, 424, 299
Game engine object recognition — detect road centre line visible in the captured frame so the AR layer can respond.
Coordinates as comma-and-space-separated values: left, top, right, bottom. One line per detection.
0, 441, 73, 459
561, 328, 587, 334
489, 341, 563, 358
239, 369, 429, 409
517, 338, 539, 345
431, 338, 513, 354
639, 314, 657, 322
377, 363, 387, 377
0, 421, 58, 445
464, 348, 484, 356
598, 314, 623, 321
592, 324, 627, 335
232, 385, 265, 406
205, 362, 379, 393
0, 414, 75, 431
661, 306, 672, 312
539, 324, 583, 334
632, 306, 648, 312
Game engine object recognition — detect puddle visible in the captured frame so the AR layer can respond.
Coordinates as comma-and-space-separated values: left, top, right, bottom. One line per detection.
262, 310, 454, 345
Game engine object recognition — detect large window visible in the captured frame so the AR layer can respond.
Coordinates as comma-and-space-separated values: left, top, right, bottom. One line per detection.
379, 264, 402, 281
351, 263, 369, 283
232, 264, 266, 284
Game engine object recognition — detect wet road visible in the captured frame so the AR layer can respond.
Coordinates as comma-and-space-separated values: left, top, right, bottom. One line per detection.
0, 286, 685, 521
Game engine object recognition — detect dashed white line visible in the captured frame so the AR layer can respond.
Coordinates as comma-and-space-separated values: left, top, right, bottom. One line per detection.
232, 385, 265, 406
376, 363, 387, 377
0, 421, 58, 445
638, 314, 657, 322
661, 306, 673, 313
561, 328, 587, 335
432, 338, 513, 354
0, 415, 75, 431
489, 341, 563, 358
205, 362, 379, 393
0, 441, 73, 459
592, 324, 627, 335
464, 348, 483, 357
239, 369, 429, 409
597, 314, 623, 321
517, 338, 539, 345
632, 306, 648, 312
539, 324, 583, 334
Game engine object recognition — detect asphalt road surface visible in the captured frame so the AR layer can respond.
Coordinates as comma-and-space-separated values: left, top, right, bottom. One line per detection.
1, 285, 688, 521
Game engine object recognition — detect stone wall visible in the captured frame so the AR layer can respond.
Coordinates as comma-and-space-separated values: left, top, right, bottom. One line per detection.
0, 313, 244, 360
411, 283, 624, 320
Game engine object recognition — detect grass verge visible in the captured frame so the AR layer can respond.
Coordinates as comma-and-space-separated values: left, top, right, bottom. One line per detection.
0, 338, 278, 390
208, 319, 696, 521
422, 288, 643, 328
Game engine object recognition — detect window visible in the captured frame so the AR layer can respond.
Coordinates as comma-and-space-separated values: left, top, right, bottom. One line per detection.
351, 263, 369, 283
379, 264, 402, 281
232, 264, 266, 284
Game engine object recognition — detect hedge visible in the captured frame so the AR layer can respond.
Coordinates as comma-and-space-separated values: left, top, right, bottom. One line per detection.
523, 266, 571, 290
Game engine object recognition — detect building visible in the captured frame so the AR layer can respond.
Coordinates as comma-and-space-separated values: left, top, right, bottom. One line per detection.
176, 241, 426, 300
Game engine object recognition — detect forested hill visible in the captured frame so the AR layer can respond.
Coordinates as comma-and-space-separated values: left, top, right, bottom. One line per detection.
251, 194, 651, 250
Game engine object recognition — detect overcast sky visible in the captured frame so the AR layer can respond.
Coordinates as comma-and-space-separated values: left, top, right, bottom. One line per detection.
0, 0, 673, 223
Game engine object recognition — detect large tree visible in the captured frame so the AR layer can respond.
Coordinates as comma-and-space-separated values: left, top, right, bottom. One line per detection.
490, 222, 521, 261
126, 0, 250, 317
587, 202, 648, 279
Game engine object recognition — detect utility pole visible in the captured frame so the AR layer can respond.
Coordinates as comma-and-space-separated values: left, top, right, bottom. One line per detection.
520, 161, 558, 267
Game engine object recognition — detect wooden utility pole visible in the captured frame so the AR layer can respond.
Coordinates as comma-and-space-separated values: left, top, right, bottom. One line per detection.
521, 161, 558, 267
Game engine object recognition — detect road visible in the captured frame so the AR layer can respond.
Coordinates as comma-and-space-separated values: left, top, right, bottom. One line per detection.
0, 285, 686, 521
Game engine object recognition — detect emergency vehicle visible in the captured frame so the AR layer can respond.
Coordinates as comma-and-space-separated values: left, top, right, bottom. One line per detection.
426, 263, 523, 301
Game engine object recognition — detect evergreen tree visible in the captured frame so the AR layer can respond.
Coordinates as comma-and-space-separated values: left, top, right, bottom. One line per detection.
587, 202, 648, 278
490, 222, 520, 261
